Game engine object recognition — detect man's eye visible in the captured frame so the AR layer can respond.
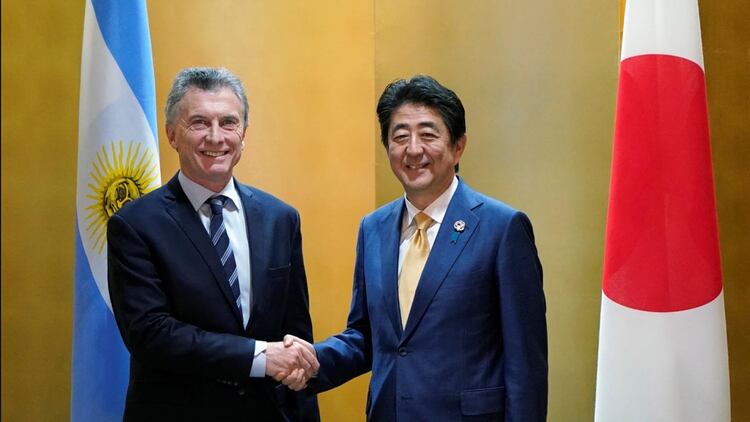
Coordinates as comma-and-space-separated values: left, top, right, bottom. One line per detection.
222, 121, 239, 130
392, 134, 408, 142
189, 121, 209, 130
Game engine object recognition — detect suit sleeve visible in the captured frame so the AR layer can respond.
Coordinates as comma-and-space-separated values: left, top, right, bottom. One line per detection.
310, 222, 372, 392
497, 211, 548, 422
107, 213, 255, 379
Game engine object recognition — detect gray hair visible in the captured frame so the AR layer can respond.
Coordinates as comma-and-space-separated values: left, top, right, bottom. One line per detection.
164, 67, 249, 127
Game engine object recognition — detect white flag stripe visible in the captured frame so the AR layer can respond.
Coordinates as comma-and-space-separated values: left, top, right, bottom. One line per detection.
76, 0, 157, 310
595, 292, 730, 421
621, 0, 704, 69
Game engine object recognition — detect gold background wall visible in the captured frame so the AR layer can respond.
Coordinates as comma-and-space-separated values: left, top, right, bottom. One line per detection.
374, 1, 618, 418
2, 0, 747, 421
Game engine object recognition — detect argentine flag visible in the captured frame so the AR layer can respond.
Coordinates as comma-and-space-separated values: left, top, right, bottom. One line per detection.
72, 0, 160, 420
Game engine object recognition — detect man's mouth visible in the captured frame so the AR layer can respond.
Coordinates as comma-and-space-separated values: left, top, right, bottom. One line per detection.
405, 162, 429, 170
202, 151, 227, 157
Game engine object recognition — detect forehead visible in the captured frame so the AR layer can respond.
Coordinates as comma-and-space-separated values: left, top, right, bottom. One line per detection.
179, 87, 242, 116
389, 103, 446, 130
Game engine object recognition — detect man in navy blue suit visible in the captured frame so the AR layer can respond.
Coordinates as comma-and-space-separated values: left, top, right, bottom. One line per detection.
108, 67, 319, 421
286, 75, 548, 421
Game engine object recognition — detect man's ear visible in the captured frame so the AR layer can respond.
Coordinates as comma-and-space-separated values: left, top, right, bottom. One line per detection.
166, 125, 177, 150
454, 134, 467, 160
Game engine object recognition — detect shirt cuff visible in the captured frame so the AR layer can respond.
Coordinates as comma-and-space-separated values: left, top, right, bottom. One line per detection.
249, 340, 267, 377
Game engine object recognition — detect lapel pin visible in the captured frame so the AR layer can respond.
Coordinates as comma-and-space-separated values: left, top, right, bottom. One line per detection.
451, 220, 466, 243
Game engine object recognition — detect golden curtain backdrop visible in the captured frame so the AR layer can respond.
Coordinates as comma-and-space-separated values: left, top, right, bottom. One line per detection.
2, 0, 748, 420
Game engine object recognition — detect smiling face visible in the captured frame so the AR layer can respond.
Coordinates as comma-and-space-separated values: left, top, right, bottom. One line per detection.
387, 103, 466, 209
166, 87, 246, 192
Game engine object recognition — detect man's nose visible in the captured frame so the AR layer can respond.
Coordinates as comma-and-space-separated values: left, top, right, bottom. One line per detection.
205, 121, 222, 142
405, 136, 424, 155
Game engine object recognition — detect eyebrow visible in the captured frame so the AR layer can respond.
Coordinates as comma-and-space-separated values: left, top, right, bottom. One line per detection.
187, 113, 240, 121
391, 121, 440, 132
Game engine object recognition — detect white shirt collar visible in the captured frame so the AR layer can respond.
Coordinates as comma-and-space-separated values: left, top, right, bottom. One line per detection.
178, 171, 242, 212
403, 176, 459, 226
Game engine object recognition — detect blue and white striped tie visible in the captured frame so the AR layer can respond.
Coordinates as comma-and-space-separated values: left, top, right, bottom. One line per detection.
207, 195, 242, 313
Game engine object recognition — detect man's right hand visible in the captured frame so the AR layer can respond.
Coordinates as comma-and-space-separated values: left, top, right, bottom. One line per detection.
265, 336, 319, 390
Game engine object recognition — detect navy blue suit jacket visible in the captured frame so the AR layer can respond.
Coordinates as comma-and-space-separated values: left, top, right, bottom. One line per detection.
108, 174, 319, 421
313, 180, 547, 421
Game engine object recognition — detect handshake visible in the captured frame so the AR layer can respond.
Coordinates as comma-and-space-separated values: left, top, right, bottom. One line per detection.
264, 334, 319, 391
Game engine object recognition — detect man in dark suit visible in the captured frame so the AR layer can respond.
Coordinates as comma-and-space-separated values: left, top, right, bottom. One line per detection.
108, 67, 320, 421
285, 75, 547, 421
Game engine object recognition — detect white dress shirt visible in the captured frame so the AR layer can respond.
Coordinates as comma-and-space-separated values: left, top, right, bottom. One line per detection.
178, 172, 266, 377
398, 176, 459, 274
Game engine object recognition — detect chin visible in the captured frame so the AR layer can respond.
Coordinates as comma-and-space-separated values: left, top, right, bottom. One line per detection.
402, 173, 431, 185
403, 180, 433, 194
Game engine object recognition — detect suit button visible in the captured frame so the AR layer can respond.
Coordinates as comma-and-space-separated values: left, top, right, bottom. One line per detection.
398, 347, 407, 356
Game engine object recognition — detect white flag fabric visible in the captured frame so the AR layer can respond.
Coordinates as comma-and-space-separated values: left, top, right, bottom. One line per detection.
595, 1, 730, 421
71, 0, 160, 420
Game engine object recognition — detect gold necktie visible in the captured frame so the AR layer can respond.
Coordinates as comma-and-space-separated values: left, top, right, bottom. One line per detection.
399, 212, 434, 328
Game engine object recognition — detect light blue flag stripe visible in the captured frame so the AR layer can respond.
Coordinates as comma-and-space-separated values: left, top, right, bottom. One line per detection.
91, 0, 157, 138
72, 1, 159, 420
71, 224, 130, 421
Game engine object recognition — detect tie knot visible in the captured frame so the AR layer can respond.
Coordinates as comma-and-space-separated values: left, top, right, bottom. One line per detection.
207, 195, 229, 216
414, 212, 433, 231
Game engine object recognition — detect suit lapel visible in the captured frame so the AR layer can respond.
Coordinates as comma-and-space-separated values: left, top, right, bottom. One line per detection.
400, 182, 481, 343
380, 200, 406, 337
237, 183, 266, 334
163, 175, 244, 328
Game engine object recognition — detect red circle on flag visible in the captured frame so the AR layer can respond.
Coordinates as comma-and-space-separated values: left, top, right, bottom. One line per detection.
602, 54, 723, 312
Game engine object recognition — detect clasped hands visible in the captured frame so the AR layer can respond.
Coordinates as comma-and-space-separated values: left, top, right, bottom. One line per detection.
265, 334, 318, 391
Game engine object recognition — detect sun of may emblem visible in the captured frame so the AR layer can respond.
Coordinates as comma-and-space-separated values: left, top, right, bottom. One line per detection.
86, 140, 158, 253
